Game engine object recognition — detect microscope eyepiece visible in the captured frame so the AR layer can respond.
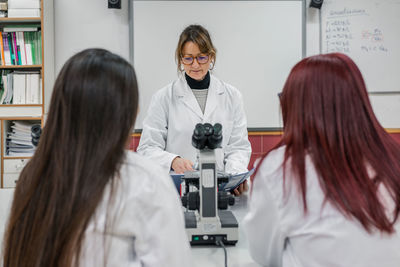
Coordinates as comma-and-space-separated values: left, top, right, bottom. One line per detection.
203, 123, 213, 136
207, 123, 222, 149
193, 123, 205, 137
191, 123, 223, 150
213, 123, 222, 136
192, 123, 207, 149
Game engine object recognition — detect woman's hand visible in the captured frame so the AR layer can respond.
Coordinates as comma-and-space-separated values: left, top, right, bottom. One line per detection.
172, 157, 194, 174
232, 180, 249, 196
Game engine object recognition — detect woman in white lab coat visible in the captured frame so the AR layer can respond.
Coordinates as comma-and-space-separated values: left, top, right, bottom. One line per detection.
244, 53, 400, 267
3, 49, 191, 267
137, 25, 251, 194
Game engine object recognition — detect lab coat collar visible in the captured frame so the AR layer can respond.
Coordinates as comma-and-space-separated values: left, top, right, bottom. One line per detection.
174, 74, 225, 120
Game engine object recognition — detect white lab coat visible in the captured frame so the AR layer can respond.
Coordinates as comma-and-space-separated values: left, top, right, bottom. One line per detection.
243, 146, 400, 267
137, 74, 251, 174
79, 151, 192, 267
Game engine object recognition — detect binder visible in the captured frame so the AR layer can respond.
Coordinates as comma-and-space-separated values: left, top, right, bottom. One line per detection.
0, 32, 4, 65
26, 72, 40, 104
12, 73, 26, 104
2, 33, 11, 66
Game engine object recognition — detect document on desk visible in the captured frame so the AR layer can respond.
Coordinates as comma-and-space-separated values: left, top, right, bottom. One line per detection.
219, 168, 255, 192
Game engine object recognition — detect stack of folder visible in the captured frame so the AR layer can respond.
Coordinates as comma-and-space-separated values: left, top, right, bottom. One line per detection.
6, 120, 38, 156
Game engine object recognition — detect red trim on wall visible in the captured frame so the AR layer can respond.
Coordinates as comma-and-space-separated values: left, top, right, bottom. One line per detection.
128, 132, 400, 170
391, 133, 400, 144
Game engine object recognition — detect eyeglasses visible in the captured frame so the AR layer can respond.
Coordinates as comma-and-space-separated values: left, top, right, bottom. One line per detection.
181, 54, 210, 65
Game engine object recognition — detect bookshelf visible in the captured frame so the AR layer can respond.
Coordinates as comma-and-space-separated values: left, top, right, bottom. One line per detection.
0, 64, 41, 69
0, 0, 45, 188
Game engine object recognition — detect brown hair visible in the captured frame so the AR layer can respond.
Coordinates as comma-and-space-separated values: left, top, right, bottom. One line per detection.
2, 48, 139, 267
175, 24, 217, 72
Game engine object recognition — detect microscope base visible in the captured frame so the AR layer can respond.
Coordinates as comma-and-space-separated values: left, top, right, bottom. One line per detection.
184, 210, 239, 245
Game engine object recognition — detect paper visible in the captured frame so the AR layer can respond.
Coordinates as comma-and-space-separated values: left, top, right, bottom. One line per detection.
219, 168, 255, 192
170, 168, 255, 193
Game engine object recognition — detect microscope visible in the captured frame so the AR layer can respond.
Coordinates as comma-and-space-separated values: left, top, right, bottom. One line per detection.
181, 123, 239, 245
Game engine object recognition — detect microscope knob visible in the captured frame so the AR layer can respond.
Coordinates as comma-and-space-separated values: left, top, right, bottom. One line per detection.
228, 195, 235, 206
188, 191, 200, 210
181, 195, 188, 207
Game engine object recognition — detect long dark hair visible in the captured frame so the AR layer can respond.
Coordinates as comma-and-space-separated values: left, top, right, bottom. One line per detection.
3, 48, 139, 267
255, 53, 400, 233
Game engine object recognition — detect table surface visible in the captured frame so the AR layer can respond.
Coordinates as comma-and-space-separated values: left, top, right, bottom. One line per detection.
190, 193, 260, 267
0, 189, 260, 267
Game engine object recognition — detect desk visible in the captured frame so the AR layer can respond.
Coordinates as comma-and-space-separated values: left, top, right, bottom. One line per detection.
0, 189, 260, 266
191, 193, 260, 267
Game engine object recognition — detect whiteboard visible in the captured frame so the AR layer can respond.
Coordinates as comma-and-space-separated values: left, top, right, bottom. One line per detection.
321, 0, 400, 93
130, 0, 305, 129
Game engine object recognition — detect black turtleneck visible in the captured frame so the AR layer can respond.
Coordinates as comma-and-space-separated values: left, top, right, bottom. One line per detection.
185, 72, 210, 90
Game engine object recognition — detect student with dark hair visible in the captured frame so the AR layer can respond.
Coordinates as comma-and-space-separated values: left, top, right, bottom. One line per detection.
244, 53, 400, 267
137, 24, 251, 195
2, 48, 191, 267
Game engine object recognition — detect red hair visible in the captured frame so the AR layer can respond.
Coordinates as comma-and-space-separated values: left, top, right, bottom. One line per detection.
254, 53, 400, 233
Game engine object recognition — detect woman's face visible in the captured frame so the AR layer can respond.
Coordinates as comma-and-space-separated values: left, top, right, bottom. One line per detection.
181, 41, 212, 81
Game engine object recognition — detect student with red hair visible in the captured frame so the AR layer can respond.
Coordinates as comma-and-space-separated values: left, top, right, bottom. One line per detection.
244, 53, 400, 267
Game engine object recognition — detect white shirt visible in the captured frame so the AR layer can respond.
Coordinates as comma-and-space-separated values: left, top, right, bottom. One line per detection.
137, 75, 251, 174
243, 146, 400, 267
79, 151, 192, 267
